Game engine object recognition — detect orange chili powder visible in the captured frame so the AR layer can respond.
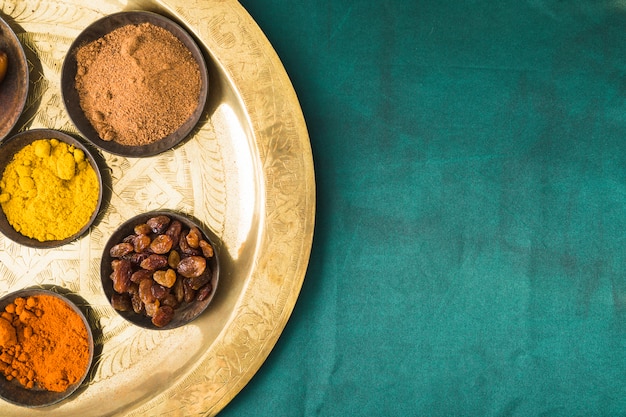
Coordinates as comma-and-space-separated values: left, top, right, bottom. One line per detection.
0, 294, 90, 392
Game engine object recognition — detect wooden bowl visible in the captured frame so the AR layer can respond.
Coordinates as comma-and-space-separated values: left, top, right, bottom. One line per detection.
100, 210, 220, 330
0, 129, 104, 248
0, 288, 94, 408
0, 16, 29, 142
61, 11, 209, 157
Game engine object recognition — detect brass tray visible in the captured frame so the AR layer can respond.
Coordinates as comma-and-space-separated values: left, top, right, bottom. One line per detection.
0, 0, 315, 416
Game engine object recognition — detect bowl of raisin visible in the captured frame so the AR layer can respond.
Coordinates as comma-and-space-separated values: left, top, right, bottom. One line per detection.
101, 211, 219, 329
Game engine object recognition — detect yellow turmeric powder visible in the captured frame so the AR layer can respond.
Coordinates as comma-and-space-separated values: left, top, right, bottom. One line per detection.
0, 138, 99, 242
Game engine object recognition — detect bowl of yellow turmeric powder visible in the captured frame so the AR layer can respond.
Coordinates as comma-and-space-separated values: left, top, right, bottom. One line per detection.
0, 287, 94, 407
0, 129, 104, 248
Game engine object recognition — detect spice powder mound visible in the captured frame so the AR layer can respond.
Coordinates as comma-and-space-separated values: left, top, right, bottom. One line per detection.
74, 22, 202, 146
0, 294, 91, 393
0, 138, 100, 242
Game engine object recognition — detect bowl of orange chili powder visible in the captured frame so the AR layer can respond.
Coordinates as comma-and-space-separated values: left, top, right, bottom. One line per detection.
0, 288, 94, 407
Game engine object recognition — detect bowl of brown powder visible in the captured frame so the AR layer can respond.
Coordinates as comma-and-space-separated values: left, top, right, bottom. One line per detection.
0, 288, 94, 407
61, 11, 209, 157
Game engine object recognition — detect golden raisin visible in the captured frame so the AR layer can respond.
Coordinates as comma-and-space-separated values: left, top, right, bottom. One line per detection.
0, 51, 7, 85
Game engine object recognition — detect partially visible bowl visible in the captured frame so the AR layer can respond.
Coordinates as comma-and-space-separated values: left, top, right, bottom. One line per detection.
0, 288, 94, 408
61, 11, 209, 157
0, 16, 29, 141
101, 210, 219, 330
0, 129, 104, 248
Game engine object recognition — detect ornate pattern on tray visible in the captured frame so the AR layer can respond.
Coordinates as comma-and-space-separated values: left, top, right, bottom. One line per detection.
0, 0, 315, 415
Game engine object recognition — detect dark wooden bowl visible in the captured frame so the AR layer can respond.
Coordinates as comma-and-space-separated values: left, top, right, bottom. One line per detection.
0, 129, 104, 248
61, 11, 209, 157
0, 288, 94, 408
0, 16, 29, 142
101, 210, 220, 330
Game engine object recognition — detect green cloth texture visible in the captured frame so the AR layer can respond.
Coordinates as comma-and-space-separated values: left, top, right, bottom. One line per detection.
223, 1, 626, 416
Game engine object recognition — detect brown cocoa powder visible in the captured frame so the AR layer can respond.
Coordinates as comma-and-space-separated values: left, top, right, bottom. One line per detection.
74, 22, 202, 146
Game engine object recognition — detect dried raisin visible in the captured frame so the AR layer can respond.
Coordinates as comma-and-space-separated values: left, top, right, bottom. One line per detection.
134, 223, 151, 235
150, 234, 173, 254
165, 220, 182, 245
110, 242, 133, 258
133, 234, 151, 253
152, 305, 174, 327
177, 256, 206, 278
111, 293, 132, 311
147, 215, 171, 234
140, 254, 168, 271
139, 279, 156, 304
199, 240, 214, 258
196, 284, 213, 302
186, 226, 202, 248
111, 259, 132, 293
154, 268, 177, 288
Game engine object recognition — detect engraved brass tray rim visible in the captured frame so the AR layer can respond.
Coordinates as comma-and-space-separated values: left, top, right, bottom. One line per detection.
0, 0, 315, 415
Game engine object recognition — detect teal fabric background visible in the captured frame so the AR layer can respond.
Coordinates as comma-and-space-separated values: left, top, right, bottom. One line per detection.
222, 1, 626, 416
